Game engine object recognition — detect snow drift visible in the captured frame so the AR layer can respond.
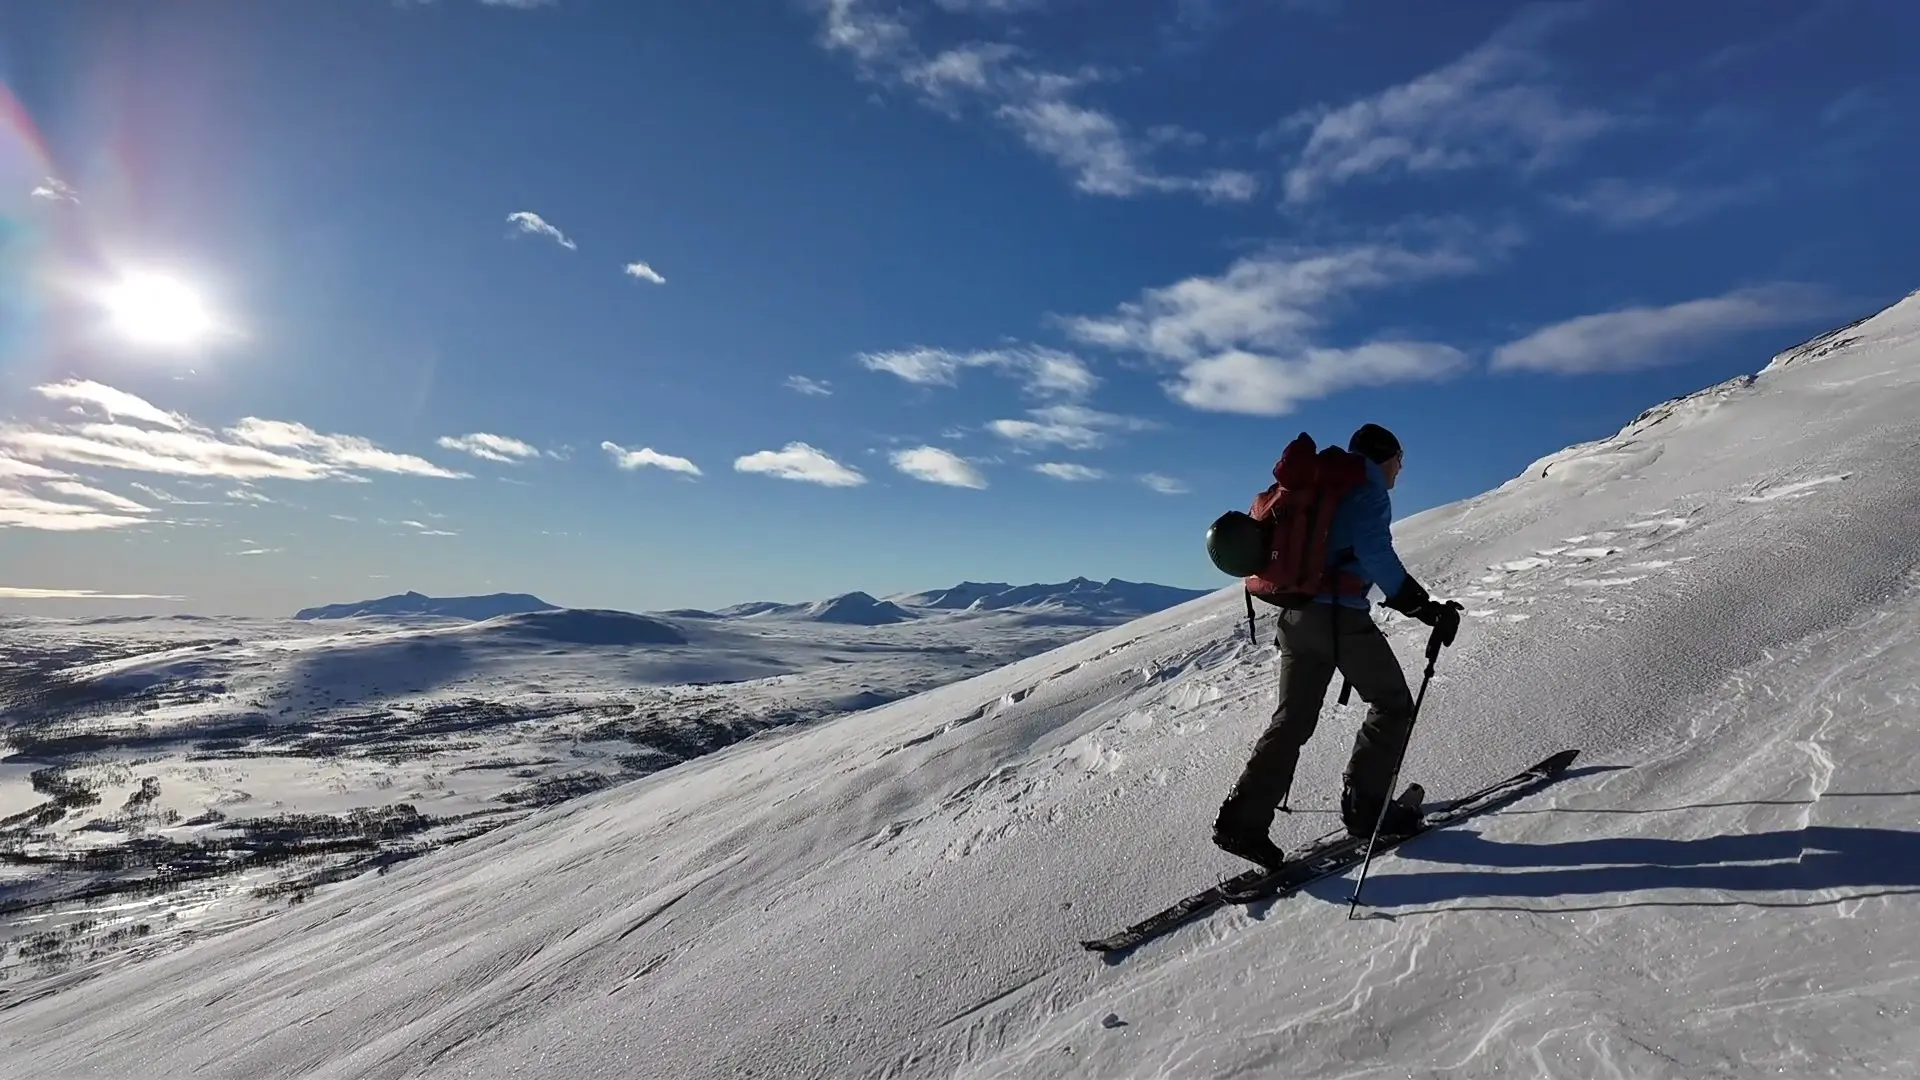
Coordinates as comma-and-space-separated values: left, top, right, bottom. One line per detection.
7, 291, 1920, 1079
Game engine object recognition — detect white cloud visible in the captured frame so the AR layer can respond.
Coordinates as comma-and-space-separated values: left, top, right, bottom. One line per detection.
1033, 462, 1104, 481
1063, 242, 1477, 362
507, 210, 577, 250
987, 403, 1158, 451
1278, 3, 1613, 203
227, 487, 275, 504
236, 548, 280, 556
733, 442, 866, 487
1172, 342, 1469, 414
1062, 237, 1483, 415
1490, 285, 1834, 375
30, 177, 79, 203
36, 379, 188, 429
623, 261, 666, 284
1140, 473, 1189, 495
786, 375, 834, 396
0, 586, 180, 600
816, 3, 1253, 202
890, 446, 988, 489
438, 432, 543, 463
858, 345, 1097, 398
601, 440, 702, 476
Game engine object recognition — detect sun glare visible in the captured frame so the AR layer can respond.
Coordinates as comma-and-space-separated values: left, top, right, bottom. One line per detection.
102, 271, 218, 349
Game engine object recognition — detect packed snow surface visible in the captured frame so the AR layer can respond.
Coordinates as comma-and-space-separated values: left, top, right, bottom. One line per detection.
6, 292, 1920, 1078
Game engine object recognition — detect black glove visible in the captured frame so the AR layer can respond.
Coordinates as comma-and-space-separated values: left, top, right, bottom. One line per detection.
1409, 599, 1463, 648
1382, 575, 1431, 616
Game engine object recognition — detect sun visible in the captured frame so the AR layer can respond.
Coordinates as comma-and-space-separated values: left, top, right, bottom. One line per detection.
101, 271, 218, 348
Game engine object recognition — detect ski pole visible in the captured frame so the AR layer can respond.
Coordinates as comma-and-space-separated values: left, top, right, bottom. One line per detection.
1347, 603, 1461, 918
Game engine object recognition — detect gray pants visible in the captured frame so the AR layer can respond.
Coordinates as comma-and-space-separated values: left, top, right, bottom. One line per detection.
1219, 601, 1415, 832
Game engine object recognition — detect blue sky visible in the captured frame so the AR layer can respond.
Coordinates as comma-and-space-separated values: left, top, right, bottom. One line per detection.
0, 0, 1914, 617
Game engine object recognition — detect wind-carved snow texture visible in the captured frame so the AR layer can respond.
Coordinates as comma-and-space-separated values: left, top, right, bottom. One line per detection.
5, 290, 1920, 1079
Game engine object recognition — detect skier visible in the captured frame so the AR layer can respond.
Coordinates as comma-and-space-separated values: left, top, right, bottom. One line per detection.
1211, 423, 1462, 870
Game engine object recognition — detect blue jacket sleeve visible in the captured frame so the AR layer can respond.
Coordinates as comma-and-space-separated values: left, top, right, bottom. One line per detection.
1345, 483, 1410, 598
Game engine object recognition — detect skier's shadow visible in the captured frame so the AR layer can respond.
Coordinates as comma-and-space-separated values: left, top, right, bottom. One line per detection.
1327, 791, 1920, 915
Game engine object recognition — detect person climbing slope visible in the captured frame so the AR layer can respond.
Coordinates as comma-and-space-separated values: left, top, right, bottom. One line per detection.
1207, 423, 1462, 870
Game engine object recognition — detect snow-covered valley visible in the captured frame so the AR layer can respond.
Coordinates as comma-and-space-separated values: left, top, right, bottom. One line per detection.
5, 292, 1920, 1078
0, 579, 1201, 992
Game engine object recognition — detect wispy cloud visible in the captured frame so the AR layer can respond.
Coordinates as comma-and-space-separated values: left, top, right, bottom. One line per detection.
507, 210, 577, 250
130, 482, 212, 506
30, 177, 79, 203
36, 379, 187, 430
0, 585, 180, 600
1062, 236, 1483, 414
1490, 284, 1834, 375
859, 345, 1097, 398
0, 458, 68, 482
0, 487, 150, 531
228, 419, 469, 478
236, 547, 281, 556
227, 487, 275, 504
785, 375, 834, 396
0, 382, 470, 490
1140, 472, 1190, 495
601, 440, 702, 476
1032, 462, 1104, 481
932, 0, 1046, 12
438, 432, 544, 464
890, 446, 987, 488
1550, 178, 1749, 228
623, 261, 667, 284
816, 2, 1254, 201
987, 403, 1158, 451
1277, 2, 1612, 203
733, 442, 866, 486
43, 481, 153, 515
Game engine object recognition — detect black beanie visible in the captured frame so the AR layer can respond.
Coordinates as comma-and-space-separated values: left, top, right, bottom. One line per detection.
1348, 423, 1402, 465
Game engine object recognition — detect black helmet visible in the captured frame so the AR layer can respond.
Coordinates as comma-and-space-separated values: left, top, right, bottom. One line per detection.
1205, 510, 1272, 577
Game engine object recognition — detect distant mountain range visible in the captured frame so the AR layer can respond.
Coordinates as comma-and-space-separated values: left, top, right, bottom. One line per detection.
293, 578, 1211, 626
890, 577, 1212, 617
294, 591, 559, 621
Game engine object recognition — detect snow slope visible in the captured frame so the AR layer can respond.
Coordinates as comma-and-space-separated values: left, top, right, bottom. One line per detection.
6, 291, 1920, 1078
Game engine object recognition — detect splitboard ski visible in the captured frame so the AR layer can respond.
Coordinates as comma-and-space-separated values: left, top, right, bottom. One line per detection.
1080, 748, 1580, 956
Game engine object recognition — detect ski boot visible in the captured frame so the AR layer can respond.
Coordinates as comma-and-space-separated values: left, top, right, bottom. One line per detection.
1341, 777, 1424, 840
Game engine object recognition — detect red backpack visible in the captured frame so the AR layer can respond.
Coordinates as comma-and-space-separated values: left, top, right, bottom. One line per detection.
1243, 432, 1371, 610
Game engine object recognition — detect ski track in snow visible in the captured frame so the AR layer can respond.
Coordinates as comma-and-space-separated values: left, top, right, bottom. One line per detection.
7, 294, 1920, 1079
